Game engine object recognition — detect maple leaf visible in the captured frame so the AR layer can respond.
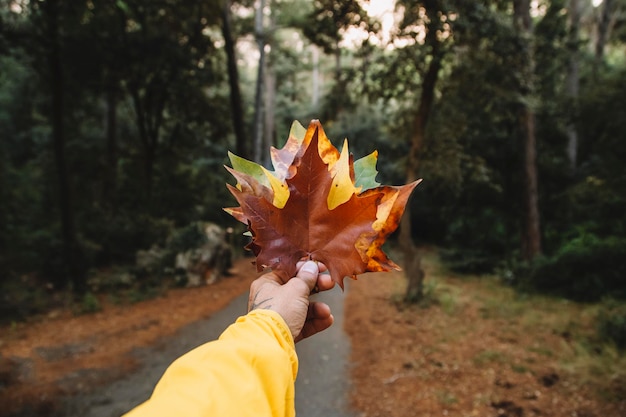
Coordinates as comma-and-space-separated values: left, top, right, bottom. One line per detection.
225, 120, 420, 288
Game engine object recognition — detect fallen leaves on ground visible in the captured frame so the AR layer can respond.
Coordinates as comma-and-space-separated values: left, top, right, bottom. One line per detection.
344, 250, 625, 417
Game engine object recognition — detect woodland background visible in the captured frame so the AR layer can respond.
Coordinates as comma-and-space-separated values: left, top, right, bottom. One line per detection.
0, 0, 625, 344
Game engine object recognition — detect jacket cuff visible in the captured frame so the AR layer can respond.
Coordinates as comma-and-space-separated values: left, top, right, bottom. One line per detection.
243, 309, 298, 378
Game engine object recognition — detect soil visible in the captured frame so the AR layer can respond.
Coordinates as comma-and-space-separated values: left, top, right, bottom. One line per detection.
344, 249, 626, 417
0, 257, 261, 416
1, 251, 624, 417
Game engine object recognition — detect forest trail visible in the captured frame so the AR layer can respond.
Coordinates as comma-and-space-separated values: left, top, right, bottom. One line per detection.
344, 250, 625, 417
60, 285, 354, 417
2, 253, 624, 417
0, 257, 355, 417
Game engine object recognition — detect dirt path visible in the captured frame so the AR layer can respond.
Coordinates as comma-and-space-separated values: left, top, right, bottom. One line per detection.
344, 250, 626, 417
295, 282, 355, 417
7, 249, 622, 417
0, 258, 257, 416
0, 256, 356, 416
60, 287, 355, 417
59, 293, 250, 416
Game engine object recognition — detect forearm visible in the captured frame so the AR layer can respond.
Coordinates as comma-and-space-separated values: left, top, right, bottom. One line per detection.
124, 310, 298, 417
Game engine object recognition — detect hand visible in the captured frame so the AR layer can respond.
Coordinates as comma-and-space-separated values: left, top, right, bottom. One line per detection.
248, 261, 335, 343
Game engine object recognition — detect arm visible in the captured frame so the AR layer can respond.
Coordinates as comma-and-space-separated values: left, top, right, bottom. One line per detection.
124, 261, 334, 417
124, 310, 297, 417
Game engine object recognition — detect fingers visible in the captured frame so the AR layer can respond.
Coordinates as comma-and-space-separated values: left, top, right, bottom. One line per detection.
294, 261, 335, 294
295, 302, 334, 342
316, 273, 335, 292
295, 260, 328, 273
250, 260, 336, 342
294, 261, 320, 292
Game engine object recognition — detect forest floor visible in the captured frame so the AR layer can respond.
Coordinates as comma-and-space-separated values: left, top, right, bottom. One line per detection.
0, 257, 261, 416
1, 250, 625, 417
345, 249, 626, 417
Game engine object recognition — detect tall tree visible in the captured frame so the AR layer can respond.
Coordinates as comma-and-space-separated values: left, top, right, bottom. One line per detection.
222, 0, 249, 160
115, 1, 220, 197
301, 0, 373, 119
397, 0, 447, 302
566, 0, 581, 174
104, 73, 119, 208
594, 0, 614, 71
42, 0, 85, 292
513, 0, 542, 261
252, 0, 267, 163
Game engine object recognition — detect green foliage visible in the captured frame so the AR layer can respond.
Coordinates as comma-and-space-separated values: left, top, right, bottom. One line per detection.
82, 211, 174, 266
75, 292, 101, 315
0, 0, 235, 298
1, 0, 626, 317
325, 102, 408, 186
300, 0, 373, 54
518, 235, 626, 302
596, 302, 626, 351
0, 276, 53, 323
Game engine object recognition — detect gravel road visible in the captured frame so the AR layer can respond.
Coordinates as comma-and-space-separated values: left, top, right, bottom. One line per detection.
61, 284, 355, 417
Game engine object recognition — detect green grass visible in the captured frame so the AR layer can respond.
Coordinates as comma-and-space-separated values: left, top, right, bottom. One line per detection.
527, 345, 555, 357
393, 248, 626, 403
436, 390, 458, 406
472, 349, 509, 366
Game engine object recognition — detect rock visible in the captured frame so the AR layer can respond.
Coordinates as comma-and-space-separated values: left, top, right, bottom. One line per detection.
174, 223, 232, 286
134, 221, 233, 287
136, 245, 168, 273
0, 355, 33, 387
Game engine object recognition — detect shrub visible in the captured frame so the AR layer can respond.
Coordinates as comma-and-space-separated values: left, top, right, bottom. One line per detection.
75, 292, 101, 315
597, 302, 626, 351
440, 248, 500, 274
519, 235, 626, 302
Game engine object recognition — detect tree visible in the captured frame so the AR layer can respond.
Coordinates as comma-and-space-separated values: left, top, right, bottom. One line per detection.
222, 0, 249, 160
594, 0, 613, 71
114, 1, 222, 198
301, 0, 374, 119
513, 0, 542, 261
396, 0, 449, 302
565, 0, 581, 174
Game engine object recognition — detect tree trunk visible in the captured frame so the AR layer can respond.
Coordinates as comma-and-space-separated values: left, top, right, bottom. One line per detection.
594, 0, 613, 74
45, 0, 85, 293
565, 0, 580, 174
104, 79, 118, 208
129, 85, 159, 199
252, 0, 266, 163
262, 4, 276, 168
520, 107, 542, 260
222, 0, 249, 160
263, 55, 276, 168
514, 0, 542, 261
311, 45, 320, 108
334, 41, 341, 82
401, 0, 443, 303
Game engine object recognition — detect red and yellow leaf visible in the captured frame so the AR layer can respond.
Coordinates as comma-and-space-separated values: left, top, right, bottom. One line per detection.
225, 120, 420, 287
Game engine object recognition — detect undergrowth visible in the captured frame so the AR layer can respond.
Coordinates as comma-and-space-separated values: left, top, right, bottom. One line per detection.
393, 250, 626, 403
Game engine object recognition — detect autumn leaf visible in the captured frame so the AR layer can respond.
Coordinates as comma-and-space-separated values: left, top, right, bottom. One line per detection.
225, 120, 420, 287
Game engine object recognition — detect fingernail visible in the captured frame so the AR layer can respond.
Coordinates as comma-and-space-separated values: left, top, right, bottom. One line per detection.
300, 261, 318, 275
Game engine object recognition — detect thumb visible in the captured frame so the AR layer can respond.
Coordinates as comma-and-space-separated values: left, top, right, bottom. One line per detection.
293, 261, 319, 292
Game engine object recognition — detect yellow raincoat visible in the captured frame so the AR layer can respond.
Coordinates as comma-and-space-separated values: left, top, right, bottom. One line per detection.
124, 309, 298, 417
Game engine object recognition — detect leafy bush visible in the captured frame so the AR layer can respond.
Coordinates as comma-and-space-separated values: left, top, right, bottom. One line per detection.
441, 207, 513, 274
0, 278, 50, 323
82, 210, 174, 266
596, 302, 626, 351
75, 292, 101, 315
518, 235, 626, 302
441, 248, 501, 274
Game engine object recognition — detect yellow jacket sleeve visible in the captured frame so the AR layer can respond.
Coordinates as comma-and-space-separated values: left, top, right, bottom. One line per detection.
124, 309, 299, 417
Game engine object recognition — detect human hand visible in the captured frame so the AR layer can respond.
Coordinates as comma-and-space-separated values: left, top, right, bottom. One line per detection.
248, 261, 335, 343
